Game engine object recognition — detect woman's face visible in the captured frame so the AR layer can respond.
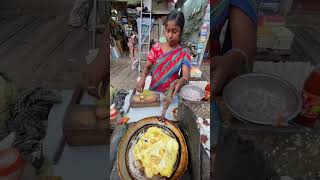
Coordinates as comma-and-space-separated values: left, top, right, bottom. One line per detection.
165, 20, 181, 46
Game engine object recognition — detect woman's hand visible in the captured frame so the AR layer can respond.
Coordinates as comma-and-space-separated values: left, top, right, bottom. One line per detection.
173, 78, 187, 96
85, 62, 104, 98
136, 78, 145, 92
212, 54, 245, 96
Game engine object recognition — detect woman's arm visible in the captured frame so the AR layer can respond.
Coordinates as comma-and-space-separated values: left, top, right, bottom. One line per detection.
136, 43, 160, 92
85, 30, 108, 97
173, 64, 189, 96
212, 6, 257, 95
141, 61, 153, 80
181, 64, 190, 82
136, 61, 153, 92
229, 6, 257, 69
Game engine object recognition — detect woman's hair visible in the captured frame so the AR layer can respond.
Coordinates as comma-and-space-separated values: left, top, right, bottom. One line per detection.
164, 10, 185, 33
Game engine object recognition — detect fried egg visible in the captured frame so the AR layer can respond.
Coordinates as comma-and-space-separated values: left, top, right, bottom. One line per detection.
133, 127, 179, 178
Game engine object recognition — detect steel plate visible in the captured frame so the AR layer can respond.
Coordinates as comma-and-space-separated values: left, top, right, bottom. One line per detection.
223, 73, 302, 125
117, 116, 188, 180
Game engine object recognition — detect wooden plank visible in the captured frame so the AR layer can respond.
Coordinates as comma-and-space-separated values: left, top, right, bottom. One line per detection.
0, 16, 46, 55
33, 28, 92, 89
0, 15, 66, 67
0, 15, 17, 27
0, 15, 35, 45
0, 15, 70, 88
110, 58, 139, 90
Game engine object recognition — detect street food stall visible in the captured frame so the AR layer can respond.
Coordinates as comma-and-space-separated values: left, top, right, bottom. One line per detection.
109, 71, 210, 179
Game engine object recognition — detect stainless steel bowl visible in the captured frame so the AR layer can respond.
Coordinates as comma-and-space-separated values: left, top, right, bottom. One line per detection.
180, 85, 204, 102
223, 73, 302, 125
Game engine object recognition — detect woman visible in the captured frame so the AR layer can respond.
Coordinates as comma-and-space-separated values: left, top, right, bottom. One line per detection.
211, 0, 257, 96
136, 10, 191, 96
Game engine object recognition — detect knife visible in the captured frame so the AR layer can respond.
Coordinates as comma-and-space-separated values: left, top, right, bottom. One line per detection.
126, 88, 136, 115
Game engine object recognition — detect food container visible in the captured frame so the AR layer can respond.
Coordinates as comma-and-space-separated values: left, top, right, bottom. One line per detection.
180, 85, 204, 102
202, 83, 210, 101
117, 117, 188, 179
298, 66, 320, 127
223, 73, 302, 125
0, 148, 24, 180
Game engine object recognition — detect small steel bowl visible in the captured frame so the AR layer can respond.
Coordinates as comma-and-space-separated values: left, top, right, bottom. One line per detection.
180, 85, 204, 102
223, 73, 302, 125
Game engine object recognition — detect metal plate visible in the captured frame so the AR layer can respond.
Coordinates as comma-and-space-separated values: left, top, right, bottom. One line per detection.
117, 117, 188, 180
223, 73, 302, 125
180, 85, 204, 102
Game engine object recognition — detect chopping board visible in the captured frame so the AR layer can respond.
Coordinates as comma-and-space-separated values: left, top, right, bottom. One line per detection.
125, 91, 179, 123
130, 89, 161, 108
63, 86, 110, 146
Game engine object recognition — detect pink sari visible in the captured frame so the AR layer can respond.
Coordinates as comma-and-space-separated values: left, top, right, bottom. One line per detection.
147, 43, 191, 93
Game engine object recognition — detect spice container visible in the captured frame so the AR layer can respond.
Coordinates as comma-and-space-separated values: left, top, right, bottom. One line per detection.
297, 65, 320, 127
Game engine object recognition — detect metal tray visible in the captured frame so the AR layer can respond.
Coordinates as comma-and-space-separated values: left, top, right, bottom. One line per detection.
223, 73, 302, 125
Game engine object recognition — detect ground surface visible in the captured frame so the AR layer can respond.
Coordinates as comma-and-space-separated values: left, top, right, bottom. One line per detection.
110, 54, 139, 90
216, 96, 320, 180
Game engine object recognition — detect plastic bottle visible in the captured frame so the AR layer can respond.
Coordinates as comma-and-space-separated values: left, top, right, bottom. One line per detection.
297, 64, 320, 127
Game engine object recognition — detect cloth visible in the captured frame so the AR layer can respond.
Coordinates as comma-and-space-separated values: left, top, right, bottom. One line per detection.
0, 88, 61, 159
148, 43, 191, 93
211, 0, 258, 55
